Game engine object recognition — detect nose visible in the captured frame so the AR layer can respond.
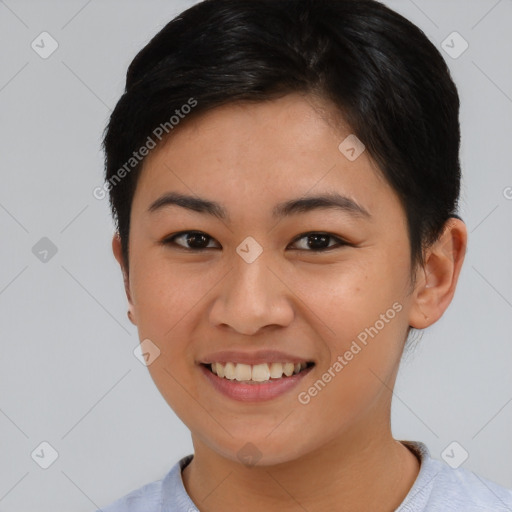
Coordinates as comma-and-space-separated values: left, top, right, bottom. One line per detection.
208, 252, 295, 336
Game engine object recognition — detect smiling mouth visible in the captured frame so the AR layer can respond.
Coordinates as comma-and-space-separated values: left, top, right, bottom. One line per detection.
201, 361, 315, 383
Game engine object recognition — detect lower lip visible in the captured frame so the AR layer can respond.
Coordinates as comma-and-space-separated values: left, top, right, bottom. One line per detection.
199, 364, 314, 402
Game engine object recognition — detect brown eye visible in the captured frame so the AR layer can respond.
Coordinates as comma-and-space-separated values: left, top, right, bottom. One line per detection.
289, 232, 348, 252
163, 231, 220, 250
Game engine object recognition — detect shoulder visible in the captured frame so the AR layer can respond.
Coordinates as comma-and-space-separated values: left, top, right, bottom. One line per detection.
95, 479, 163, 512
427, 458, 512, 511
398, 441, 512, 512
95, 454, 194, 512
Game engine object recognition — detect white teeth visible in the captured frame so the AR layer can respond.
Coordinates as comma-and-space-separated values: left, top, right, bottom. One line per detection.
234, 363, 252, 381
251, 363, 271, 382
224, 362, 236, 380
283, 362, 294, 377
208, 361, 309, 382
215, 362, 225, 378
269, 362, 284, 378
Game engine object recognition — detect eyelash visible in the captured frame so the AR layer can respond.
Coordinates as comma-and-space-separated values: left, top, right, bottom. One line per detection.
161, 231, 350, 252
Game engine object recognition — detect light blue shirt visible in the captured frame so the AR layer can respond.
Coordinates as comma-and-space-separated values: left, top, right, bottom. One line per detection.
96, 441, 512, 511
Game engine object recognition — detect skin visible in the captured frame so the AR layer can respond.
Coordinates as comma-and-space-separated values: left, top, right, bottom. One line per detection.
112, 92, 467, 511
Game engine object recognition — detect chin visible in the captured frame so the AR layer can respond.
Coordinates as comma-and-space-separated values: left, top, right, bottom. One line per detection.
201, 430, 313, 468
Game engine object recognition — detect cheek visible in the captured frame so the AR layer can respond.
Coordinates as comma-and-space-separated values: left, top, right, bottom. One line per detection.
130, 259, 207, 418
292, 255, 403, 325
131, 254, 206, 325
291, 256, 409, 378
296, 272, 407, 427
128, 265, 194, 380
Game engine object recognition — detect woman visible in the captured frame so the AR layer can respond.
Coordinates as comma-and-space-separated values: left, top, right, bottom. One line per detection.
98, 0, 512, 510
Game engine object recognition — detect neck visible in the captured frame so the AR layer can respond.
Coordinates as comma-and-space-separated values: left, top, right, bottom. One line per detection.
181, 416, 420, 512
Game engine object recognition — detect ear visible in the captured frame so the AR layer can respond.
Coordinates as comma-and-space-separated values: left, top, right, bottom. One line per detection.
408, 218, 467, 329
112, 233, 136, 325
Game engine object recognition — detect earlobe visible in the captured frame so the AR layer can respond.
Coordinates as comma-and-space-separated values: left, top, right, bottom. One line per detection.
408, 218, 467, 330
112, 233, 136, 325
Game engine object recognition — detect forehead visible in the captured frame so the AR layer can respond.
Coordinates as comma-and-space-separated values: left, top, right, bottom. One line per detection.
132, 93, 397, 221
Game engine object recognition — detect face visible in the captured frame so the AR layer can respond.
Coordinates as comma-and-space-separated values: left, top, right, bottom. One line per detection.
116, 93, 423, 465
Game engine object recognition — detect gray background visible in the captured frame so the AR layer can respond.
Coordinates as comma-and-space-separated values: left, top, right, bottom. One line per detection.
0, 0, 511, 510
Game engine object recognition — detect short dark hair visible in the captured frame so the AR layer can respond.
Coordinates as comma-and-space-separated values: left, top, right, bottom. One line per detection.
103, 0, 462, 278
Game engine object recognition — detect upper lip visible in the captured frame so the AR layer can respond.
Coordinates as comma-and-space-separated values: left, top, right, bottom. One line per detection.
199, 350, 314, 366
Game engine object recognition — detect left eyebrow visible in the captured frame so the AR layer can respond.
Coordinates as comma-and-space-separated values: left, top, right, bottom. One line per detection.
147, 191, 371, 222
273, 192, 371, 220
